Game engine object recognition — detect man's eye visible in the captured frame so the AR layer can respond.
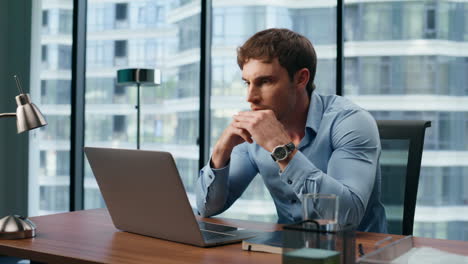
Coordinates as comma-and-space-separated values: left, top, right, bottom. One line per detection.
261, 79, 270, 84
243, 81, 250, 86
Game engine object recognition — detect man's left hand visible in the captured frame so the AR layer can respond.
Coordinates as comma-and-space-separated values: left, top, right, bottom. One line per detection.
232, 110, 291, 152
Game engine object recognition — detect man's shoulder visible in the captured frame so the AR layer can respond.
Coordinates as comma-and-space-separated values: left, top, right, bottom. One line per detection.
313, 93, 377, 134
314, 94, 379, 146
317, 93, 365, 115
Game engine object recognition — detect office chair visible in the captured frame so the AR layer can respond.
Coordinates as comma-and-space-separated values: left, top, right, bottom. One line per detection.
376, 120, 431, 235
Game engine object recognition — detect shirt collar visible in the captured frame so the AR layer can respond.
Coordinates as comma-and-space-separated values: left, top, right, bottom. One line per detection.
306, 92, 324, 133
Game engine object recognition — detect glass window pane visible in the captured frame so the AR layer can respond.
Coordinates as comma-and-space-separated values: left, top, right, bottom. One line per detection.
210, 2, 336, 222
344, 0, 468, 240
29, 0, 73, 216
84, 0, 200, 209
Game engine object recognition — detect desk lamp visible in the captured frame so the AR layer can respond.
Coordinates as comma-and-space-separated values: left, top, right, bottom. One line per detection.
0, 75, 47, 239
116, 68, 160, 149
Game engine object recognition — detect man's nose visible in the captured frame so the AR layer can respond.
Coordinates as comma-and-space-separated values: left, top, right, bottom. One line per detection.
246, 85, 260, 103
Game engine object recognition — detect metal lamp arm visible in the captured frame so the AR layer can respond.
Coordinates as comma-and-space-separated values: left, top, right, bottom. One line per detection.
0, 113, 16, 118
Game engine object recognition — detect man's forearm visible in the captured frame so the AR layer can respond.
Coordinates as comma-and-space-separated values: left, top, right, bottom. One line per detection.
210, 144, 233, 169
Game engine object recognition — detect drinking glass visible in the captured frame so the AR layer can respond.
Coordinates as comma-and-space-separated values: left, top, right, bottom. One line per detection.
302, 193, 339, 228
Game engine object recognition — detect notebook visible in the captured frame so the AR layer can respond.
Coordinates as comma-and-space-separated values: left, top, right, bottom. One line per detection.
84, 147, 260, 247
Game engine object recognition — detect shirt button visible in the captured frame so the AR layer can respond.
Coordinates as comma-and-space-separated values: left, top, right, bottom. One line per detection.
291, 199, 297, 204
208, 175, 213, 179
287, 180, 292, 184
197, 211, 201, 215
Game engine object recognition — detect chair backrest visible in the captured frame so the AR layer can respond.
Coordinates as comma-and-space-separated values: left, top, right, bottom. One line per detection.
376, 120, 431, 235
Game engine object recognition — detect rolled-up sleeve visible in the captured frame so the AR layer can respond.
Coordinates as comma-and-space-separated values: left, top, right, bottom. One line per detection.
196, 143, 258, 217
279, 109, 380, 226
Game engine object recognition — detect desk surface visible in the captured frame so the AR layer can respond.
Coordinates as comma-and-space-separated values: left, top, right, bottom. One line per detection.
0, 209, 467, 264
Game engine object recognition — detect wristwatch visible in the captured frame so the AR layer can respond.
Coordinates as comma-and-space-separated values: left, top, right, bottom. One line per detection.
271, 142, 296, 162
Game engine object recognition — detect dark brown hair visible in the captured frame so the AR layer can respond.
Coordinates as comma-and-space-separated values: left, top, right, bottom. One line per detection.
237, 28, 317, 95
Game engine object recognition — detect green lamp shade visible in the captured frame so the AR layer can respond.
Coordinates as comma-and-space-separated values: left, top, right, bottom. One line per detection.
117, 68, 160, 86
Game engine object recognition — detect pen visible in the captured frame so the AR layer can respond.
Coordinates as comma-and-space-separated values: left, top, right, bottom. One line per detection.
358, 243, 365, 257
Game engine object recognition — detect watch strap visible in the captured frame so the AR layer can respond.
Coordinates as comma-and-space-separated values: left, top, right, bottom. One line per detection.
285, 142, 296, 152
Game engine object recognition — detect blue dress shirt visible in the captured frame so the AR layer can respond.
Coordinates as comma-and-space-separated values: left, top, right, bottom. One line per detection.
196, 92, 387, 233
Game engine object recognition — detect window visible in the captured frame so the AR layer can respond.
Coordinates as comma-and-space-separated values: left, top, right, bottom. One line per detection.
113, 115, 126, 133
42, 10, 48, 27
59, 10, 73, 34
41, 45, 47, 62
114, 82, 125, 95
401, 2, 425, 39
361, 3, 394, 41
114, 40, 127, 57
40, 80, 71, 104
425, 4, 436, 38
438, 113, 451, 149
58, 45, 72, 69
56, 151, 70, 176
178, 15, 200, 52
380, 56, 391, 94
344, 4, 359, 41
293, 8, 336, 45
404, 56, 436, 94
41, 80, 47, 97
463, 168, 468, 204
177, 64, 199, 98
115, 3, 128, 21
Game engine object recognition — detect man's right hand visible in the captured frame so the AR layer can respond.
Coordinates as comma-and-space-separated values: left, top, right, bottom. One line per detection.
210, 121, 252, 169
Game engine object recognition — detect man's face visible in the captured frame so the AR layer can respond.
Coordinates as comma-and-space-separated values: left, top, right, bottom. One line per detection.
242, 58, 296, 121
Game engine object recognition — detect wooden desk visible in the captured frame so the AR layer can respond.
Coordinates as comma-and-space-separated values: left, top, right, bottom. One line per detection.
0, 209, 467, 264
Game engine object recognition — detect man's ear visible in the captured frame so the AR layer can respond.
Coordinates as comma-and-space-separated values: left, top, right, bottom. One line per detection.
295, 68, 310, 90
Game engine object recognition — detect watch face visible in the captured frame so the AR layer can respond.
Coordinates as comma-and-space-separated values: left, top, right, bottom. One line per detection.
273, 146, 287, 160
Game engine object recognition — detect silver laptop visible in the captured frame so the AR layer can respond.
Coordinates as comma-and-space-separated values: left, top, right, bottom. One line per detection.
84, 147, 260, 247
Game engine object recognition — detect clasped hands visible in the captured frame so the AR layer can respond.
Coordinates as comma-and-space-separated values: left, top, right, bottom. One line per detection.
211, 110, 293, 168
231, 110, 292, 152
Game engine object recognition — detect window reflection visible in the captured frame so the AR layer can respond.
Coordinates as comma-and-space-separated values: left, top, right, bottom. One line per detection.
345, 0, 468, 240
30, 0, 73, 216
84, 0, 200, 209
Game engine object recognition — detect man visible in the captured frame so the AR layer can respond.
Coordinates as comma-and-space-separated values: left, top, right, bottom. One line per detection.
195, 28, 387, 233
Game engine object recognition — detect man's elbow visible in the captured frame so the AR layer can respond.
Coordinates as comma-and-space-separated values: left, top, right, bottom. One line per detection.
196, 194, 224, 218
196, 207, 210, 218
195, 179, 230, 217
196, 203, 224, 218
340, 194, 366, 227
196, 194, 210, 217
